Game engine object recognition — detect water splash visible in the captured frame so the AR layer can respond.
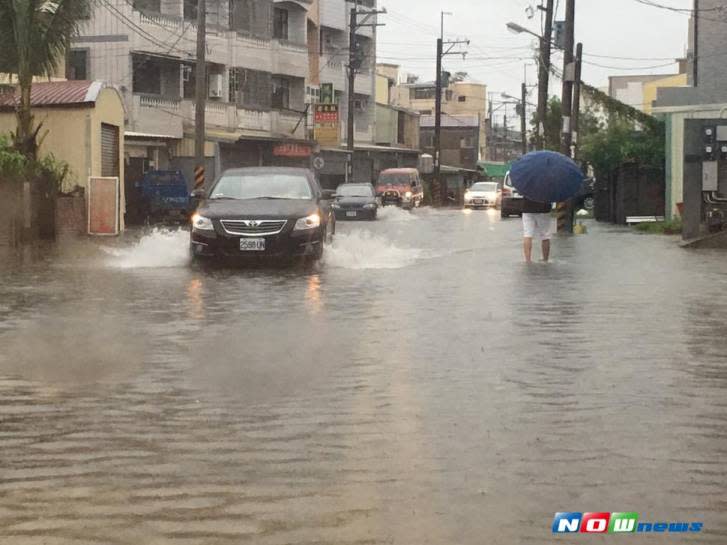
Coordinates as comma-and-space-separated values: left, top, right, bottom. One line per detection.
325, 230, 422, 270
103, 228, 190, 269
378, 206, 419, 222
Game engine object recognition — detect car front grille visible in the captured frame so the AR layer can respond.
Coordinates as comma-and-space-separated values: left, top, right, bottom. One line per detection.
220, 219, 287, 236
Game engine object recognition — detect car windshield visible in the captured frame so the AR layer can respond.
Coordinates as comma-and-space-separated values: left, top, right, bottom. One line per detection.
471, 183, 498, 192
337, 184, 374, 197
377, 173, 412, 186
210, 173, 313, 200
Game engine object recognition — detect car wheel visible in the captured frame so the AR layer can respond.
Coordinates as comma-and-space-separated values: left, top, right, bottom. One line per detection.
501, 210, 509, 219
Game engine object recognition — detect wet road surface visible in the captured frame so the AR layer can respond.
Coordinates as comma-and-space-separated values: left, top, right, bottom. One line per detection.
1, 207, 726, 544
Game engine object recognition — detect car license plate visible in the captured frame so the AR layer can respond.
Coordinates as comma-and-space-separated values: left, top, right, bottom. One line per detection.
239, 238, 265, 251
346, 211, 357, 217
474, 199, 484, 205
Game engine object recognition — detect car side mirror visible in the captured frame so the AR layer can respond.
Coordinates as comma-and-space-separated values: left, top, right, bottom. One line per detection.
321, 190, 337, 200
190, 188, 205, 200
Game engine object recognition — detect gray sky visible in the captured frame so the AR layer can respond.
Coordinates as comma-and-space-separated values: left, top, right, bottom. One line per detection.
377, 0, 691, 126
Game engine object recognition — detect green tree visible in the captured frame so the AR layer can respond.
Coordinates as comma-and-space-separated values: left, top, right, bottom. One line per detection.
531, 96, 603, 152
0, 0, 90, 159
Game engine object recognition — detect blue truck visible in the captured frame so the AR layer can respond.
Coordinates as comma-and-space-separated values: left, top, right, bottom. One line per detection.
135, 170, 191, 223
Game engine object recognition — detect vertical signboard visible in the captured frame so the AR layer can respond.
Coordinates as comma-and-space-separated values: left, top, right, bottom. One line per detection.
314, 104, 340, 148
88, 176, 119, 235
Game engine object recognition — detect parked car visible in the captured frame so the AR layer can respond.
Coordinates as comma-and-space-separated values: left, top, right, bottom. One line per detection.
136, 170, 191, 222
332, 183, 378, 220
189, 167, 335, 262
500, 171, 524, 218
464, 181, 500, 209
375, 168, 424, 209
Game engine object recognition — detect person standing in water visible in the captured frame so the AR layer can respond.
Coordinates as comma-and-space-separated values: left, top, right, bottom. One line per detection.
521, 198, 554, 263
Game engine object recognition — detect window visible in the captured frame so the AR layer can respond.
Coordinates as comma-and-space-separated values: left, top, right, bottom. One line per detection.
272, 77, 290, 110
413, 88, 436, 100
183, 0, 197, 20
445, 90, 453, 101
229, 0, 253, 32
66, 50, 88, 80
230, 68, 272, 109
460, 136, 474, 149
274, 8, 288, 40
458, 95, 467, 102
132, 0, 160, 13
132, 55, 161, 95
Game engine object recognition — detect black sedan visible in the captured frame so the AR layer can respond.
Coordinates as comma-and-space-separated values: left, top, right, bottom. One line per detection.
189, 167, 335, 262
331, 183, 378, 220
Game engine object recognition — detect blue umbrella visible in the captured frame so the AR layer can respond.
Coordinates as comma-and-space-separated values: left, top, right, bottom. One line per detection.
509, 150, 586, 203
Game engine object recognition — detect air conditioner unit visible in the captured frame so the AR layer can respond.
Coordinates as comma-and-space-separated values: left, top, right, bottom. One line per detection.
208, 73, 223, 98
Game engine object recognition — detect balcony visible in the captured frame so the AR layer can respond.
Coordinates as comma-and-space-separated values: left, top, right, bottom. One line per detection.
130, 94, 184, 138
181, 100, 238, 128
320, 55, 346, 91
319, 0, 347, 30
354, 71, 373, 96
272, 110, 307, 139
238, 108, 272, 133
271, 40, 309, 79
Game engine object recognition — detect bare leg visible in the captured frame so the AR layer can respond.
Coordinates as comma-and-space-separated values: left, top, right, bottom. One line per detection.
542, 239, 551, 262
524, 237, 533, 263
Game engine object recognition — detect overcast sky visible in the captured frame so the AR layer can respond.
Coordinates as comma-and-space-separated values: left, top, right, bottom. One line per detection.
377, 0, 691, 126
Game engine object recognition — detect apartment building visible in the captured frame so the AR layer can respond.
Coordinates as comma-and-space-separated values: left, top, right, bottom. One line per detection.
385, 74, 488, 162
70, 0, 378, 201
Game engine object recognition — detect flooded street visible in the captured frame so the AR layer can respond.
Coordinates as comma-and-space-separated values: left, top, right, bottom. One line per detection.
1, 208, 726, 544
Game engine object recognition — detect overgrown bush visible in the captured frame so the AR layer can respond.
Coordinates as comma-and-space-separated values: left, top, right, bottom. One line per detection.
0, 134, 70, 191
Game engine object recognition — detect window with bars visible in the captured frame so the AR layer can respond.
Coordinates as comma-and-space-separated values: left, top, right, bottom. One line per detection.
273, 8, 288, 40
272, 77, 290, 110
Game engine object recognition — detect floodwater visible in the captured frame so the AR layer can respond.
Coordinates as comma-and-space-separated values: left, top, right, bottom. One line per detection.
1, 207, 726, 544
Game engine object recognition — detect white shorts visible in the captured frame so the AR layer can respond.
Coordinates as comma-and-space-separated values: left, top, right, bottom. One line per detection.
523, 213, 555, 240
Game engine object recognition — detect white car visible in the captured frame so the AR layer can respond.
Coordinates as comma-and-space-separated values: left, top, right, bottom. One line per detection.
464, 182, 500, 209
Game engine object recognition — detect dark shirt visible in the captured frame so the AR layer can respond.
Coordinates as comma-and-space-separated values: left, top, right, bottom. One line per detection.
522, 198, 552, 214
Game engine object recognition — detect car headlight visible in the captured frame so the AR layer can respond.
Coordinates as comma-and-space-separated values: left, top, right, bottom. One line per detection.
331, 202, 341, 209
404, 191, 413, 199
364, 203, 377, 209
191, 213, 214, 231
294, 213, 321, 231
464, 192, 471, 200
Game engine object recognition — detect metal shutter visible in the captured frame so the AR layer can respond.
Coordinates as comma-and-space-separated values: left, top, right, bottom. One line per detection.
101, 123, 119, 178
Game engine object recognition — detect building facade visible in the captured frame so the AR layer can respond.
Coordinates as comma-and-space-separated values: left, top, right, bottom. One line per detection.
652, 0, 727, 220
385, 73, 488, 162
71, 0, 378, 203
419, 114, 479, 171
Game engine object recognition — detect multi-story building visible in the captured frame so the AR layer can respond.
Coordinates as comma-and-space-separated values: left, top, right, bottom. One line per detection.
385, 74, 488, 161
419, 114, 480, 171
653, 0, 727, 221
70, 0, 378, 203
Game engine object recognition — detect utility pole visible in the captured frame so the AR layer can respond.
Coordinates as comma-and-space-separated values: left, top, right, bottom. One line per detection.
346, 7, 356, 183
521, 82, 528, 155
558, 0, 576, 234
345, 5, 385, 183
193, 0, 206, 190
434, 38, 444, 205
536, 0, 554, 150
433, 34, 469, 206
571, 42, 583, 160
560, 0, 576, 157
693, 0, 699, 86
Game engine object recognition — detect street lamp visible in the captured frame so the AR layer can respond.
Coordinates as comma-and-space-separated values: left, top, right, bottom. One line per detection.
506, 22, 542, 41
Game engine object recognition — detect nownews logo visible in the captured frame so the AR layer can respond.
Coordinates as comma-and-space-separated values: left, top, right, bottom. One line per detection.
552, 512, 704, 534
